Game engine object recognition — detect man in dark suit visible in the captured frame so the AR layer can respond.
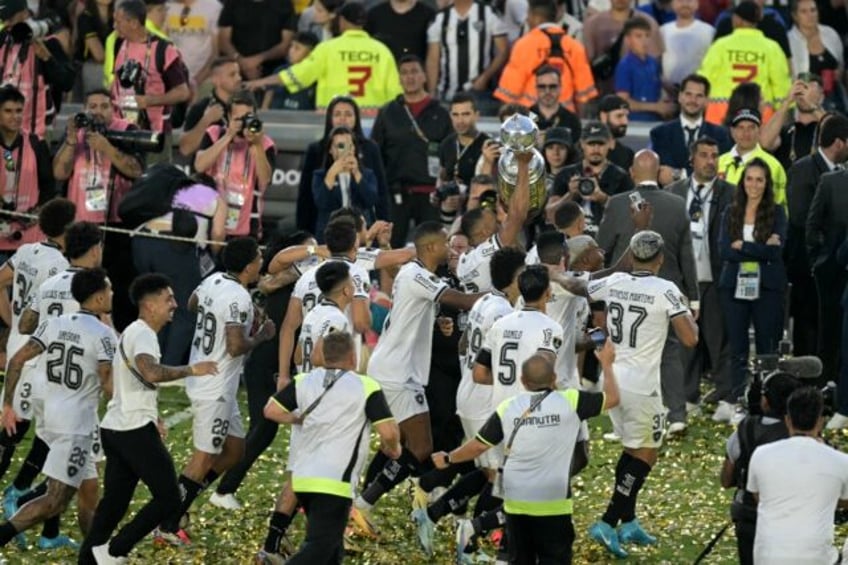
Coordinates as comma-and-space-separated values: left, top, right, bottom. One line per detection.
807, 119, 848, 429
650, 74, 733, 186
667, 136, 736, 421
785, 115, 848, 361
597, 149, 699, 433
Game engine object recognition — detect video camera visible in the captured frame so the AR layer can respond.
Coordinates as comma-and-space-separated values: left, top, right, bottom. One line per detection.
8, 14, 61, 43
744, 352, 834, 417
72, 113, 165, 154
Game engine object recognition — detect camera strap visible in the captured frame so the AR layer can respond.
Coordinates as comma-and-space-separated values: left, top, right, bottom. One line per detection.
403, 103, 430, 144
497, 389, 553, 492
454, 133, 480, 180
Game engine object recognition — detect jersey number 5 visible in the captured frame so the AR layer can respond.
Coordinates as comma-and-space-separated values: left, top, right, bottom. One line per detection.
731, 63, 758, 84
497, 341, 519, 386
348, 66, 373, 97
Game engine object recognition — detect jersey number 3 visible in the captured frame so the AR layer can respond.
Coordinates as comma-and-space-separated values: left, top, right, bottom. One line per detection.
731, 64, 758, 84
348, 66, 373, 97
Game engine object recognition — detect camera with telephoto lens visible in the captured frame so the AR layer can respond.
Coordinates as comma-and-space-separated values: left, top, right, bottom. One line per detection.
744, 353, 834, 417
71, 113, 164, 153
240, 113, 263, 134
577, 176, 596, 196
9, 14, 61, 43
435, 181, 461, 202
117, 59, 144, 90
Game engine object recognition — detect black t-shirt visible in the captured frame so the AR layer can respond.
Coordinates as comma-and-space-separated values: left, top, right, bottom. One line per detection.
775, 120, 818, 170
219, 0, 297, 72
182, 92, 230, 133
366, 2, 436, 62
531, 104, 582, 141
552, 161, 633, 198
608, 141, 635, 171
439, 133, 489, 187
75, 10, 111, 62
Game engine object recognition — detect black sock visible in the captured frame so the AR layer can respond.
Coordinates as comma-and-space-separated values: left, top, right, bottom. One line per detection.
619, 457, 652, 523
15, 480, 47, 508
427, 468, 487, 524
161, 475, 204, 532
202, 470, 219, 489
360, 448, 419, 506
602, 452, 648, 527
41, 515, 59, 539
0, 522, 18, 546
471, 505, 505, 536
364, 451, 388, 489
263, 511, 292, 553
473, 482, 501, 517
0, 422, 27, 481
13, 435, 49, 491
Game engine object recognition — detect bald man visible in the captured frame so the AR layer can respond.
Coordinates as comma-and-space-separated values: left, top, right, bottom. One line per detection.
596, 149, 699, 434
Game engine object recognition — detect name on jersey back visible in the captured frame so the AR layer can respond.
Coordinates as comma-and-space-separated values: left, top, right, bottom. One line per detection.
609, 289, 656, 304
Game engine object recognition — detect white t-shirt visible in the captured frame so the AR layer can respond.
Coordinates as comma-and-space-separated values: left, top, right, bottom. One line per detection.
368, 261, 449, 387
297, 300, 351, 374
33, 311, 117, 436
457, 234, 501, 293
457, 291, 513, 421
185, 273, 253, 401
29, 266, 82, 320
165, 0, 221, 78
660, 20, 715, 85
481, 308, 564, 409
587, 272, 689, 395
748, 436, 848, 564
101, 319, 161, 431
5, 242, 68, 359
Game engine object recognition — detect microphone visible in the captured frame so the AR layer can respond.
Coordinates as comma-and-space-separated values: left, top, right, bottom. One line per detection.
777, 356, 823, 380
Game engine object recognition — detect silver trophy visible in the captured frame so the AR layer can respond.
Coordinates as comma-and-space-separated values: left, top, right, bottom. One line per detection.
497, 114, 547, 219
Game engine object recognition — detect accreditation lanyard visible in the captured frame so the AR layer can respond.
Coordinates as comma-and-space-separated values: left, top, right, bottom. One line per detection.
454, 133, 479, 181
497, 389, 554, 491
403, 103, 430, 144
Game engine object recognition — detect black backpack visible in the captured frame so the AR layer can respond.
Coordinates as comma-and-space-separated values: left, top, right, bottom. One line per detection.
118, 163, 195, 229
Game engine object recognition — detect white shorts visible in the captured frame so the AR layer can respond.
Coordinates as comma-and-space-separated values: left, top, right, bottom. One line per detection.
12, 364, 38, 421
381, 381, 428, 424
609, 389, 666, 449
190, 396, 245, 454
41, 433, 97, 489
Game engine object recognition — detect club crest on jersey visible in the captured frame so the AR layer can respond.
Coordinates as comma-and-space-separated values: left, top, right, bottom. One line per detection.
543, 329, 553, 346
67, 465, 78, 477
229, 302, 240, 321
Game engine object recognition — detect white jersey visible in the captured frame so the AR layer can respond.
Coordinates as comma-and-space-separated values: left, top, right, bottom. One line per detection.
292, 256, 370, 317
186, 273, 254, 401
30, 266, 83, 320
6, 242, 68, 358
368, 261, 449, 387
457, 291, 513, 421
297, 299, 351, 373
32, 311, 117, 436
588, 272, 689, 395
481, 308, 564, 409
101, 320, 161, 431
457, 234, 500, 293
293, 246, 381, 278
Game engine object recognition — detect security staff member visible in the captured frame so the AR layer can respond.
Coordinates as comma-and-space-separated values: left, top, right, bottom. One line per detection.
719, 372, 798, 565
245, 3, 402, 113
432, 349, 620, 564
263, 331, 401, 564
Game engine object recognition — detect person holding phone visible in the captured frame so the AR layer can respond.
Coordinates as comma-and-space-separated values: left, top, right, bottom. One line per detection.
311, 126, 378, 241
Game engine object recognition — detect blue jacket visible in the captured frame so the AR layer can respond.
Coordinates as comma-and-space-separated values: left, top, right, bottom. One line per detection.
718, 205, 788, 292
312, 167, 378, 241
649, 120, 733, 173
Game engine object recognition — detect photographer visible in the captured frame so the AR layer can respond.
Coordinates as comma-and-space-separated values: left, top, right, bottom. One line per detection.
178, 57, 242, 158
747, 386, 848, 564
547, 122, 634, 233
52, 89, 143, 224
110, 0, 190, 163
0, 0, 75, 139
0, 85, 55, 256
719, 371, 799, 565
194, 90, 275, 240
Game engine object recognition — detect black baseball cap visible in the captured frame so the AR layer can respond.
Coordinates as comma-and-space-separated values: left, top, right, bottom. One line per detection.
338, 2, 368, 26
733, 1, 761, 24
599, 94, 630, 114
731, 108, 762, 127
581, 121, 612, 143
544, 127, 573, 148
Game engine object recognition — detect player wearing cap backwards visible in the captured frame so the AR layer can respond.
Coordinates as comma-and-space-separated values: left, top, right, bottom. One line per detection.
582, 231, 699, 558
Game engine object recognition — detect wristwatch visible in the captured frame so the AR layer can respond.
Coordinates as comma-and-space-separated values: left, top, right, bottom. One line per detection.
306, 245, 316, 257
444, 453, 452, 465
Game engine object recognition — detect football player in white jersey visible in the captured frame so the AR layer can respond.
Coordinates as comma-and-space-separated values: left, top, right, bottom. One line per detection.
80, 273, 218, 564
351, 221, 483, 537
0, 198, 76, 511
0, 268, 116, 547
278, 218, 371, 385
156, 237, 276, 545
256, 261, 355, 563
412, 247, 527, 558
585, 231, 698, 558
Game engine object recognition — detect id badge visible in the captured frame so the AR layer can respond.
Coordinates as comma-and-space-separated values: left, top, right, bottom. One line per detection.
84, 168, 107, 212
225, 186, 245, 230
734, 262, 760, 301
119, 93, 139, 124
427, 142, 440, 178
690, 222, 705, 259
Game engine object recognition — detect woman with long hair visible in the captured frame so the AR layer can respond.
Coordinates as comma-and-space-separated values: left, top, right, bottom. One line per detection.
296, 96, 389, 233
717, 158, 787, 418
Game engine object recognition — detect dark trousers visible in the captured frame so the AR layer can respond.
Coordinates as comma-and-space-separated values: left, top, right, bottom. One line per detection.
721, 288, 785, 400
734, 518, 755, 565
682, 282, 731, 402
788, 270, 818, 357
505, 513, 574, 565
815, 265, 847, 382
78, 423, 180, 564
286, 492, 351, 564
217, 338, 280, 494
103, 229, 136, 333
390, 191, 439, 249
662, 335, 686, 423
837, 296, 848, 415
132, 236, 201, 365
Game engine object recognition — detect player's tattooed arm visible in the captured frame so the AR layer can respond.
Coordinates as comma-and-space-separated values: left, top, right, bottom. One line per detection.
18, 308, 39, 335
135, 354, 219, 383
3, 339, 45, 406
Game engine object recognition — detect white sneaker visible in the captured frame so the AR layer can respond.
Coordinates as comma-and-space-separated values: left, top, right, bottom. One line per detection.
667, 422, 687, 436
209, 492, 242, 510
730, 406, 747, 426
827, 413, 848, 430
712, 401, 736, 423
92, 543, 128, 564
685, 402, 701, 416
603, 431, 621, 442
